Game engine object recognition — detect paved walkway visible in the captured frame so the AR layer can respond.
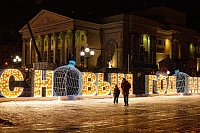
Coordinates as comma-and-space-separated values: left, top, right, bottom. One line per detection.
1, 95, 200, 132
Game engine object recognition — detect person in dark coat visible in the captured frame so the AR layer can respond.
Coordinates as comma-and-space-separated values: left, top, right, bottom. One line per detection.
113, 84, 120, 104
121, 78, 131, 106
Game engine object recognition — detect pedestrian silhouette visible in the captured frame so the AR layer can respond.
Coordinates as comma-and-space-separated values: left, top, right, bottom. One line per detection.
113, 84, 120, 104
121, 78, 131, 106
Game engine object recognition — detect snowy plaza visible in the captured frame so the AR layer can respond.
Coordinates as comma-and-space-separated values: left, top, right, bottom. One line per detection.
1, 95, 200, 132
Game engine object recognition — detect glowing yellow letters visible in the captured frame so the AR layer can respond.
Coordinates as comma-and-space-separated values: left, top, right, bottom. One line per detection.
97, 73, 110, 95
82, 72, 97, 96
34, 70, 53, 97
0, 69, 24, 98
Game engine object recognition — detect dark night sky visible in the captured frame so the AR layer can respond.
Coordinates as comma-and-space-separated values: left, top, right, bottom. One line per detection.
0, 0, 200, 46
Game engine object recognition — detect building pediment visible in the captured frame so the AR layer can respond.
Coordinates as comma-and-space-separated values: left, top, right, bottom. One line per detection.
19, 9, 73, 32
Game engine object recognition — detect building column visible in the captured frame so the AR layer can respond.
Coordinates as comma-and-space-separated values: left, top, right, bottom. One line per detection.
178, 41, 181, 59
47, 34, 51, 63
131, 33, 141, 65
35, 37, 38, 63
22, 39, 27, 67
171, 39, 179, 59
27, 39, 32, 66
31, 39, 35, 65
61, 32, 66, 65
170, 39, 173, 59
40, 35, 44, 61
54, 32, 59, 65
71, 29, 76, 61
150, 35, 156, 65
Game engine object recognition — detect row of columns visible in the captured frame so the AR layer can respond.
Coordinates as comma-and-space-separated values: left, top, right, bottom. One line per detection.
22, 30, 76, 68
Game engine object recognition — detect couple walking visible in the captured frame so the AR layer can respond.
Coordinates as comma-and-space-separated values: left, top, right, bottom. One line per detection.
113, 78, 131, 106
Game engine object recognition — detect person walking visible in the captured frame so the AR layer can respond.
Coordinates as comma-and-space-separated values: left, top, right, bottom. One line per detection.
113, 84, 120, 104
121, 78, 131, 106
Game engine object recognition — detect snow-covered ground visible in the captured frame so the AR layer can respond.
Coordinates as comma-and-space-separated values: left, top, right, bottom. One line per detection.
1, 95, 200, 132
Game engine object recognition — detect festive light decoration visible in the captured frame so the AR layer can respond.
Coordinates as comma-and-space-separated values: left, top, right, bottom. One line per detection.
188, 77, 198, 93
173, 69, 189, 93
145, 75, 176, 94
2, 67, 200, 98
157, 75, 168, 94
125, 74, 133, 94
34, 70, 53, 97
117, 73, 124, 94
108, 73, 117, 94
97, 73, 110, 95
145, 75, 157, 94
108, 73, 133, 95
53, 61, 83, 96
0, 69, 24, 98
167, 76, 176, 93
82, 72, 97, 96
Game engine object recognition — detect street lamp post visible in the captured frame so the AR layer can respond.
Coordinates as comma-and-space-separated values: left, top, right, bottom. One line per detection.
13, 56, 22, 67
80, 45, 94, 70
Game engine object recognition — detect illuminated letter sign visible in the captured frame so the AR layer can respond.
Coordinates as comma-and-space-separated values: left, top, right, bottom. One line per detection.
0, 69, 24, 98
188, 77, 198, 93
167, 76, 176, 93
145, 75, 156, 94
97, 73, 110, 95
34, 70, 53, 97
108, 73, 117, 94
125, 74, 133, 94
82, 72, 97, 96
108, 73, 133, 95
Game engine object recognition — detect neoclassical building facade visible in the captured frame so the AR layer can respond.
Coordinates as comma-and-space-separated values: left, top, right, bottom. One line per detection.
19, 6, 200, 77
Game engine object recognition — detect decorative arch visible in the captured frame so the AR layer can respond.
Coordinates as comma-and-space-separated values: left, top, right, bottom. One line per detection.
105, 39, 119, 68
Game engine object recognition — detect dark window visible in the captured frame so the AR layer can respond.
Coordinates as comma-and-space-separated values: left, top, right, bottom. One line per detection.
57, 49, 61, 64
44, 51, 47, 62
45, 41, 47, 46
81, 35, 85, 41
51, 50, 54, 63
58, 39, 60, 44
140, 37, 143, 45
158, 40, 162, 45
51, 40, 54, 46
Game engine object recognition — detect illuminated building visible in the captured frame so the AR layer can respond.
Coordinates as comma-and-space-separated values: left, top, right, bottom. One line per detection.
19, 6, 200, 93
